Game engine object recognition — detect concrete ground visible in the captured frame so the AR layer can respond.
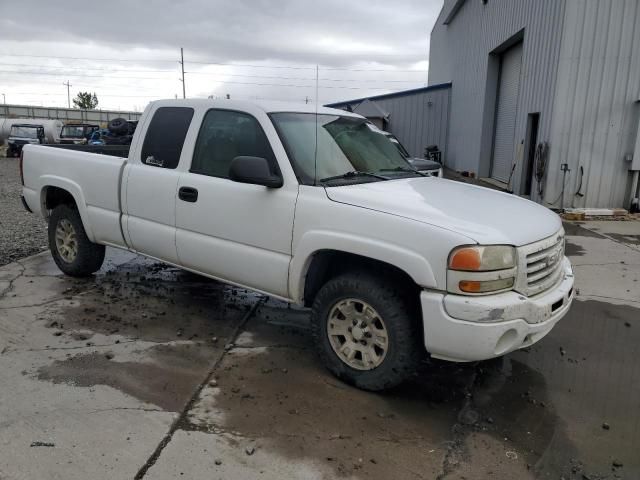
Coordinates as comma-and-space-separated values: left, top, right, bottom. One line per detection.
0, 220, 638, 480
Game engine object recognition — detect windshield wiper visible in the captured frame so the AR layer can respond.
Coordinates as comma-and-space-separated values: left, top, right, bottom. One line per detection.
319, 171, 390, 183
377, 166, 428, 177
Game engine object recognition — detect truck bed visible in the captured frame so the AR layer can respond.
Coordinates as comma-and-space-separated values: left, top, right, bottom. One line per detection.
21, 144, 128, 248
43, 144, 130, 158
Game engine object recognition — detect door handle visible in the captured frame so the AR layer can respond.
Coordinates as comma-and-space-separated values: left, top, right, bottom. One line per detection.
178, 186, 198, 203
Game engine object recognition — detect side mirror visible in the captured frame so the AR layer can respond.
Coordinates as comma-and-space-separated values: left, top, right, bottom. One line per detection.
229, 156, 283, 188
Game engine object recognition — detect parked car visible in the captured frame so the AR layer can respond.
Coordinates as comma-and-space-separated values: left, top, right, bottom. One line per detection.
59, 123, 100, 145
382, 131, 443, 177
20, 99, 574, 391
0, 118, 63, 145
6, 124, 45, 157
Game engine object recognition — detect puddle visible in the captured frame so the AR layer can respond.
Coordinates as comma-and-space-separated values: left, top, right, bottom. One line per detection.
605, 233, 640, 246
182, 300, 475, 480
42, 260, 257, 343
563, 222, 606, 238
35, 344, 216, 411
500, 299, 640, 478
564, 240, 585, 256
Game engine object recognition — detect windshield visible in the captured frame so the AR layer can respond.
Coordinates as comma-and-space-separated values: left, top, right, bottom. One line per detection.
386, 134, 410, 158
61, 125, 87, 138
270, 113, 412, 185
10, 126, 39, 138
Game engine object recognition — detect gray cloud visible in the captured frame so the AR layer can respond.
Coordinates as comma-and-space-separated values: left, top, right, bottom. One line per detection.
0, 0, 442, 109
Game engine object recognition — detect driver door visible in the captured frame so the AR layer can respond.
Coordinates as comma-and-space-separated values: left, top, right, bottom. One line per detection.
175, 108, 297, 298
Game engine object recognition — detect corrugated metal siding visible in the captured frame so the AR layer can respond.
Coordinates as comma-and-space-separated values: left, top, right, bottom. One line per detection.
544, 0, 640, 208
327, 87, 451, 161
372, 88, 450, 160
492, 42, 524, 182
429, 0, 566, 194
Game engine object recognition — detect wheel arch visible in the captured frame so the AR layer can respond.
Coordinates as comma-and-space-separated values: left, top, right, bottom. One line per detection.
290, 232, 437, 305
300, 249, 424, 308
39, 178, 95, 242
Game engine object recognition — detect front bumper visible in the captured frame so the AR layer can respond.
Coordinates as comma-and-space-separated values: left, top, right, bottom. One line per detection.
421, 257, 574, 362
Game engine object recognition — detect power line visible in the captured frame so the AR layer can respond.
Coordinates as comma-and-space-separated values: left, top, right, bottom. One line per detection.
1, 69, 424, 90
0, 53, 175, 63
0, 53, 427, 73
0, 62, 176, 73
0, 67, 422, 85
0, 69, 170, 80
185, 71, 421, 83
11, 91, 165, 98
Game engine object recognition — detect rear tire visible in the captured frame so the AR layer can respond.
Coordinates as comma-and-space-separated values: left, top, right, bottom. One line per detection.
311, 271, 421, 391
48, 205, 105, 277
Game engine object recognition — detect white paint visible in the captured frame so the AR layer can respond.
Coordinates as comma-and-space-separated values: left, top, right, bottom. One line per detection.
22, 98, 572, 363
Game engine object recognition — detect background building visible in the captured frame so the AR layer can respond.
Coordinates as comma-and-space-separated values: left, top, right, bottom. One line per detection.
429, 0, 640, 209
326, 84, 451, 161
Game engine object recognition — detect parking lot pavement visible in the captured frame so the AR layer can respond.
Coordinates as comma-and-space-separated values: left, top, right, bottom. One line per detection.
0, 220, 639, 480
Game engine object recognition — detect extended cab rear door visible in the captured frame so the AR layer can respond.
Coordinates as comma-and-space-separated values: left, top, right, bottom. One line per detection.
122, 106, 194, 264
174, 107, 297, 298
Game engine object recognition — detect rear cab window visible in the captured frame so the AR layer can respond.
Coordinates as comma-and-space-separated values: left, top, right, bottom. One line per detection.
141, 107, 194, 169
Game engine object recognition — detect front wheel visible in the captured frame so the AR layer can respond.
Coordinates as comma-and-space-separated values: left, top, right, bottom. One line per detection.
48, 205, 105, 277
311, 272, 421, 391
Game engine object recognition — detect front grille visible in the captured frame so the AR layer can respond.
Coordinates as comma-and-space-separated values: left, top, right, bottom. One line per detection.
516, 231, 565, 296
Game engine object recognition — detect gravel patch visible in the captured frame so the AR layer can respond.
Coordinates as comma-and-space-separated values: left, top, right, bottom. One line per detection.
0, 156, 48, 266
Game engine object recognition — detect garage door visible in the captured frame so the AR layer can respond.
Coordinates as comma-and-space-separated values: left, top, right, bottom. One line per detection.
491, 42, 523, 183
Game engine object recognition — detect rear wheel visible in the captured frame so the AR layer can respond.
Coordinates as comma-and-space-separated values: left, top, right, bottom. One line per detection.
48, 205, 105, 277
311, 272, 421, 391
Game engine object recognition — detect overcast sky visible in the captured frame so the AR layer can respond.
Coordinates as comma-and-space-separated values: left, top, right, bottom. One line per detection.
0, 0, 443, 111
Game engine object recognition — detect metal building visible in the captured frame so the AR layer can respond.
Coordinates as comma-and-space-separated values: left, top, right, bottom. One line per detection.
325, 84, 452, 160
429, 0, 640, 209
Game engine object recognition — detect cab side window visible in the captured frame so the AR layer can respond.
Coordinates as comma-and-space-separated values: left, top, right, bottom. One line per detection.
191, 109, 278, 178
141, 107, 194, 169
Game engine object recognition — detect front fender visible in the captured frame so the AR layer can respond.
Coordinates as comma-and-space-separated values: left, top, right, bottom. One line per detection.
289, 229, 437, 303
38, 175, 96, 242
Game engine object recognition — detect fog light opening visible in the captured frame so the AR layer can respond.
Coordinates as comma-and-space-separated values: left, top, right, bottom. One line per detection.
494, 329, 519, 355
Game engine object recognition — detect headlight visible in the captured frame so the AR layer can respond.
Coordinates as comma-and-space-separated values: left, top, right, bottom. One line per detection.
449, 245, 515, 271
448, 245, 517, 295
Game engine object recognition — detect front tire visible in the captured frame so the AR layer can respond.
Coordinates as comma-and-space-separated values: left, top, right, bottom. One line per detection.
311, 272, 421, 391
48, 205, 105, 277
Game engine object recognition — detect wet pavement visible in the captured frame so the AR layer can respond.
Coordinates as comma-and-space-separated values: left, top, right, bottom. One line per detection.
0, 220, 639, 479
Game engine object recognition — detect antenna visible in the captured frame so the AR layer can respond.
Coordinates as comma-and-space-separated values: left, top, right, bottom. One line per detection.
179, 48, 186, 98
313, 65, 319, 186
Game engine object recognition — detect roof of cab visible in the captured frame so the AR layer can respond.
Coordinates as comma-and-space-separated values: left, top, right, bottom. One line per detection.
146, 98, 361, 117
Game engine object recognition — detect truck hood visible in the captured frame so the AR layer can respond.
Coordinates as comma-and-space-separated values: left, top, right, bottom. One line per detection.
325, 177, 562, 246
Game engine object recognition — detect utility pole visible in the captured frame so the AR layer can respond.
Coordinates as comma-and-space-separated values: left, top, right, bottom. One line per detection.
179, 48, 186, 99
1, 93, 5, 104
63, 81, 72, 108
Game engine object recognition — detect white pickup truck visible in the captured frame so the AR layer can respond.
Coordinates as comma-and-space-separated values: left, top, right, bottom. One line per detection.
21, 99, 574, 390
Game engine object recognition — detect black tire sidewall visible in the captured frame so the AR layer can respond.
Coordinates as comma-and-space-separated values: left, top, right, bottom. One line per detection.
48, 205, 105, 277
311, 273, 420, 390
